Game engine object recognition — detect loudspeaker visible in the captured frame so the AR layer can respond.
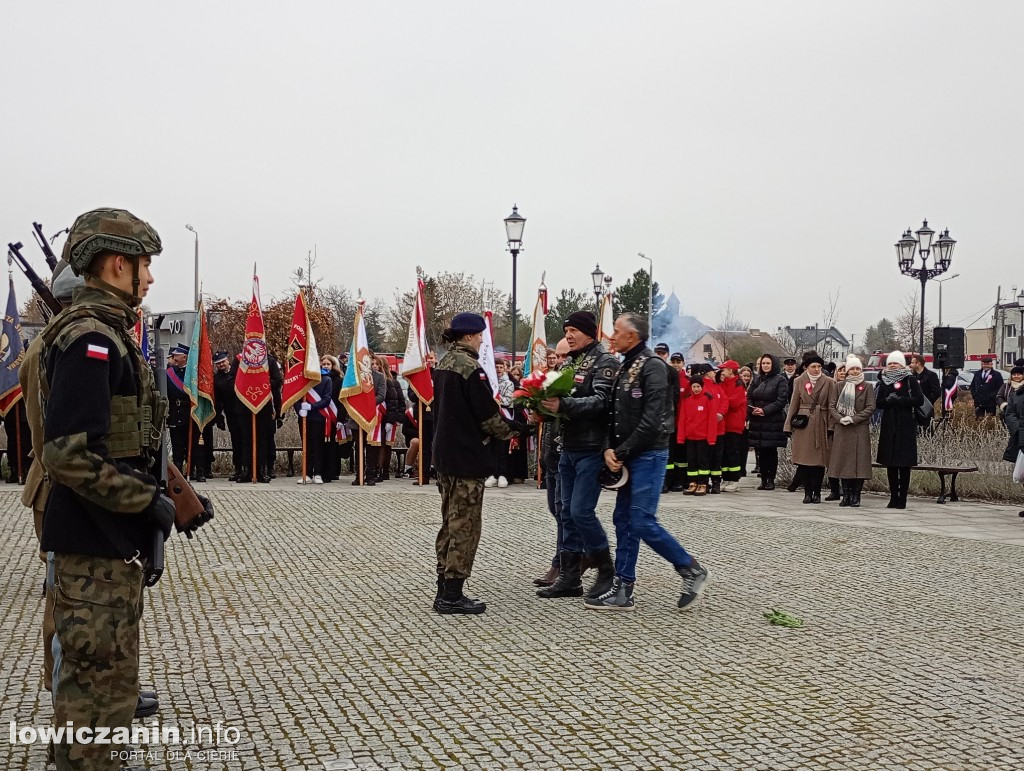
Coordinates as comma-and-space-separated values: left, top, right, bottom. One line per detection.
933, 327, 965, 369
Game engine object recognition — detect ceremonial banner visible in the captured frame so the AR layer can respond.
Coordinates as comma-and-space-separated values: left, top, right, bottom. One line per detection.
0, 280, 25, 416
235, 271, 272, 414
479, 310, 499, 399
303, 388, 337, 437
523, 282, 548, 375
281, 290, 321, 412
339, 301, 379, 433
400, 279, 434, 404
598, 291, 615, 352
184, 299, 215, 430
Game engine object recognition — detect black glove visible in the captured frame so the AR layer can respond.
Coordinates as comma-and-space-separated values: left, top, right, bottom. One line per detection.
276, 416, 284, 429
886, 392, 900, 405
150, 495, 175, 541
215, 415, 226, 431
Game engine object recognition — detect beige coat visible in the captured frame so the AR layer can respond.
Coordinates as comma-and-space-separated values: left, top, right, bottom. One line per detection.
827, 379, 876, 479
783, 372, 836, 467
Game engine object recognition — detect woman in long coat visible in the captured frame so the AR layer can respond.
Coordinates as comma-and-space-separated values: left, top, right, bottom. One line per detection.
828, 356, 876, 507
875, 350, 923, 509
747, 354, 789, 490
783, 354, 836, 503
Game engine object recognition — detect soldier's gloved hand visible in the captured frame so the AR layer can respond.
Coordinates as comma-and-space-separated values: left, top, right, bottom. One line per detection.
196, 493, 215, 527
150, 495, 176, 541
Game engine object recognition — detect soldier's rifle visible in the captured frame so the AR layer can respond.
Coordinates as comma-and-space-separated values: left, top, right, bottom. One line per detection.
7, 241, 62, 317
152, 315, 212, 540
31, 222, 61, 272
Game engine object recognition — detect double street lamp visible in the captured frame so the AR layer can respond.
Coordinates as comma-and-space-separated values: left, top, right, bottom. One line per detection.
503, 205, 526, 361
895, 219, 956, 356
591, 264, 604, 311
185, 224, 199, 308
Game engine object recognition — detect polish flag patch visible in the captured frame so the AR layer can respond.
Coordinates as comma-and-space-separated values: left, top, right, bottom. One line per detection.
86, 344, 110, 361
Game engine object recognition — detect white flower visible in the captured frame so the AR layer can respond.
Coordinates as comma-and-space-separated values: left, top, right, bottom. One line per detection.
543, 370, 562, 388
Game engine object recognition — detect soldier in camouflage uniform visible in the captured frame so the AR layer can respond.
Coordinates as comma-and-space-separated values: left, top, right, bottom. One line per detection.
39, 208, 179, 771
431, 312, 522, 614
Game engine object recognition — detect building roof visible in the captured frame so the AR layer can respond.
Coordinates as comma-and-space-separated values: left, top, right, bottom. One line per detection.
784, 325, 850, 348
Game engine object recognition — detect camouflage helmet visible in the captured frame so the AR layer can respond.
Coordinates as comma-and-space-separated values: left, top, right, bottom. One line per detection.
63, 208, 162, 277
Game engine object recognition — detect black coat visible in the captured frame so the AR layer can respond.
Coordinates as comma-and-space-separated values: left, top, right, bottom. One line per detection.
607, 345, 672, 461
746, 356, 789, 450
970, 368, 1003, 412
1001, 385, 1024, 462
876, 375, 923, 467
914, 367, 942, 406
383, 376, 405, 423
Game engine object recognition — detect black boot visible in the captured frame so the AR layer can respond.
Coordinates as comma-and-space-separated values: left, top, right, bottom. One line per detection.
235, 467, 250, 483
851, 480, 862, 507
802, 488, 813, 504
810, 480, 821, 504
825, 477, 841, 501
838, 481, 851, 507
434, 578, 486, 614
435, 575, 444, 601
709, 477, 721, 494
756, 474, 767, 491
584, 548, 615, 600
537, 552, 584, 598
134, 694, 159, 719
764, 477, 776, 491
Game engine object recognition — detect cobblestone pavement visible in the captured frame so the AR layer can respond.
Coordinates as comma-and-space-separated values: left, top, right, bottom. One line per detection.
2, 477, 1022, 770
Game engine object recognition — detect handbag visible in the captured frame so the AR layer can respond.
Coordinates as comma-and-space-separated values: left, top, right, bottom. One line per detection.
790, 414, 809, 429
915, 397, 934, 427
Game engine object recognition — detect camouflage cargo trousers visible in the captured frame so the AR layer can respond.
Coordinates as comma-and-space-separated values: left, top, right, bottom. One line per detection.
52, 553, 143, 770
435, 474, 485, 580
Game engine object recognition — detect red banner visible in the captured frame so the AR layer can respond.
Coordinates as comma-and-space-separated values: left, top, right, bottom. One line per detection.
339, 301, 379, 433
234, 272, 272, 414
281, 290, 321, 412
400, 279, 434, 405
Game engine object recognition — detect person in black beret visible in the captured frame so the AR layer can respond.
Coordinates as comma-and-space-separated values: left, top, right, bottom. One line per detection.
536, 311, 620, 601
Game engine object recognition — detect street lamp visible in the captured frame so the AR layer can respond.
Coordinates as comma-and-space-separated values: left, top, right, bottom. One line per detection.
895, 219, 956, 355
185, 224, 199, 309
503, 205, 526, 362
1016, 290, 1024, 361
591, 264, 604, 311
934, 273, 960, 326
638, 252, 653, 323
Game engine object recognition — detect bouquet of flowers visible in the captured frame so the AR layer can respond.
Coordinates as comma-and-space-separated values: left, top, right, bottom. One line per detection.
513, 367, 577, 417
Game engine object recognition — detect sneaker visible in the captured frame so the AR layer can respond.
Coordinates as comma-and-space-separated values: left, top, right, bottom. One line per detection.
313, 475, 323, 485
484, 476, 497, 488
296, 477, 309, 485
497, 476, 509, 488
676, 559, 709, 611
403, 466, 414, 478
583, 578, 635, 611
721, 481, 739, 493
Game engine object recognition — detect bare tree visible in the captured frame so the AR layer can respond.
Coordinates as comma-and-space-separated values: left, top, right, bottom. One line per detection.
818, 288, 841, 359
710, 298, 747, 358
895, 290, 932, 353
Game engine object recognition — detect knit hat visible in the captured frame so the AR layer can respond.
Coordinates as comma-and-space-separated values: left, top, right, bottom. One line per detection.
1012, 366, 1024, 377
449, 312, 486, 335
887, 350, 907, 367
563, 311, 598, 339
846, 355, 864, 371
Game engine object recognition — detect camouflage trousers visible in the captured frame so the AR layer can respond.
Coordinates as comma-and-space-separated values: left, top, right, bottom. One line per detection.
435, 474, 485, 580
52, 553, 143, 770
37, 508, 55, 692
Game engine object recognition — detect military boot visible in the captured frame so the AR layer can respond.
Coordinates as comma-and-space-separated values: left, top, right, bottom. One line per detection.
537, 552, 583, 598
838, 481, 852, 507
434, 579, 486, 614
851, 480, 863, 507
584, 547, 616, 599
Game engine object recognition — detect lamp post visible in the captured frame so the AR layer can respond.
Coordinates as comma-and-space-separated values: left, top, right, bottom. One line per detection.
504, 205, 526, 362
637, 252, 653, 323
895, 219, 956, 355
591, 264, 604, 312
1016, 290, 1024, 361
185, 224, 199, 309
935, 273, 960, 327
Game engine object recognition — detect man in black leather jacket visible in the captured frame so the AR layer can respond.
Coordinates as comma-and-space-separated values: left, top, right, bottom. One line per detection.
536, 311, 619, 601
584, 313, 709, 612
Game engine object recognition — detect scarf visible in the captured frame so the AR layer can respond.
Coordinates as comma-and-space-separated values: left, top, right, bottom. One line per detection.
808, 371, 822, 383
881, 366, 911, 385
1012, 379, 1024, 393
836, 377, 863, 418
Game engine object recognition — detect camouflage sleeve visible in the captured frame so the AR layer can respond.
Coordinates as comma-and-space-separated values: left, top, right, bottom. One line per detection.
41, 331, 159, 515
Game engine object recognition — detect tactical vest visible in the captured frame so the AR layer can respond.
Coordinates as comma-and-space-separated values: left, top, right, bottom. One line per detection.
39, 303, 166, 466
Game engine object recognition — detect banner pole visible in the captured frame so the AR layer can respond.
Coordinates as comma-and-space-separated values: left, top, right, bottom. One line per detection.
417, 401, 424, 485
536, 421, 543, 489
302, 414, 308, 482
358, 427, 365, 485
186, 419, 193, 479
251, 412, 257, 483
15, 402, 23, 483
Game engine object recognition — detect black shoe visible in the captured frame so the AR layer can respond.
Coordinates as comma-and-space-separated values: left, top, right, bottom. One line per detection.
193, 473, 207, 483
139, 688, 157, 701
583, 577, 636, 611
764, 479, 776, 491
709, 479, 721, 494
838, 482, 851, 507
433, 578, 486, 614
661, 481, 669, 494
752, 466, 760, 475
756, 476, 767, 490
257, 474, 271, 483
669, 483, 686, 492
802, 491, 813, 504
584, 548, 615, 599
787, 481, 800, 493
537, 552, 584, 598
851, 481, 862, 507
824, 491, 841, 501
435, 576, 443, 601
676, 559, 709, 611
1018, 510, 1024, 517
810, 491, 821, 504
134, 695, 159, 719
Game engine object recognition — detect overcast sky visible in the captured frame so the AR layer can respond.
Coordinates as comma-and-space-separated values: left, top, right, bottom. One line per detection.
3, 1, 1021, 347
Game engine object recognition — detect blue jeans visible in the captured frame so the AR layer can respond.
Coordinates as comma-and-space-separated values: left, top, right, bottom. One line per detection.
558, 450, 609, 553
545, 466, 563, 567
612, 449, 693, 583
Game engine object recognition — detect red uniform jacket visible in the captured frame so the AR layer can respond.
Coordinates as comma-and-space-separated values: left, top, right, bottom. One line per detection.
677, 390, 719, 444
720, 376, 748, 434
703, 378, 726, 436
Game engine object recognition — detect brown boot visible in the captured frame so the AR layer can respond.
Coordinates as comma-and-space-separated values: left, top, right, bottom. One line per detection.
695, 484, 708, 496
683, 482, 698, 495
532, 565, 559, 587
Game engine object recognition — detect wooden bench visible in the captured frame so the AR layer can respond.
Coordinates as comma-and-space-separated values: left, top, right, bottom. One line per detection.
211, 446, 407, 478
872, 462, 979, 504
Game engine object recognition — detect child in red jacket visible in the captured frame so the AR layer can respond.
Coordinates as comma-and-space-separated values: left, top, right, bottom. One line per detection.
678, 377, 719, 495
699, 365, 726, 493
718, 360, 749, 492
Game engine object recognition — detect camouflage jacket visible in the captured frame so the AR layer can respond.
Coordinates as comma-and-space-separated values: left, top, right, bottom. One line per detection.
432, 342, 518, 479
39, 285, 165, 560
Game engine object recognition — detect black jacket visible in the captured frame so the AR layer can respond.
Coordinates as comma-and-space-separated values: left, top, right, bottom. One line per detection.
294, 375, 332, 422
556, 340, 619, 453
608, 344, 672, 460
970, 368, 1003, 412
876, 374, 923, 467
913, 367, 941, 406
746, 356, 790, 449
384, 376, 405, 423
166, 364, 189, 427
432, 342, 519, 478
1002, 384, 1024, 462
214, 367, 242, 424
